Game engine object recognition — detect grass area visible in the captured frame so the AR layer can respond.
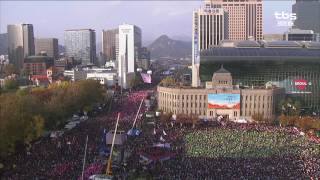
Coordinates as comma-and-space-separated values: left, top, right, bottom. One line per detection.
185, 129, 320, 158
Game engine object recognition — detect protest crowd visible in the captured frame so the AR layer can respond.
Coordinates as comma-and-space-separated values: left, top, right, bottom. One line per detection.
1, 87, 320, 179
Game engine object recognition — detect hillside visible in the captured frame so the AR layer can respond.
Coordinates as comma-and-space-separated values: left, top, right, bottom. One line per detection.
148, 35, 191, 59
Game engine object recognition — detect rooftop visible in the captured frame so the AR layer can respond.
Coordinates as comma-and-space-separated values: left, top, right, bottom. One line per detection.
214, 65, 230, 74
201, 47, 320, 57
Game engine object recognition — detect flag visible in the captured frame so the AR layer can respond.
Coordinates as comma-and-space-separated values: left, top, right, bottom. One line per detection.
153, 128, 156, 135
140, 73, 152, 84
160, 136, 166, 142
163, 130, 167, 136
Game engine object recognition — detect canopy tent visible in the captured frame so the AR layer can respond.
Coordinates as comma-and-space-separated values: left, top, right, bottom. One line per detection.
106, 130, 127, 145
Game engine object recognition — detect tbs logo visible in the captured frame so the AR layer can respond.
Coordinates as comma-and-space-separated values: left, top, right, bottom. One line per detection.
274, 11, 297, 20
294, 79, 311, 91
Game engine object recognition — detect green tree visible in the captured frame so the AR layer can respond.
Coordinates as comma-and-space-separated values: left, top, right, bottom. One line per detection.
0, 93, 42, 156
159, 76, 176, 87
3, 64, 19, 76
279, 97, 301, 116
4, 79, 18, 90
128, 74, 142, 89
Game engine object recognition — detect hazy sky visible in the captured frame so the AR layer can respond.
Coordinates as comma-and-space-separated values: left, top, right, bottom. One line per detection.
0, 1, 294, 45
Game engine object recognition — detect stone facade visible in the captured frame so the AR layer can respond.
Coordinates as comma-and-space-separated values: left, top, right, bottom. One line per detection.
157, 67, 285, 121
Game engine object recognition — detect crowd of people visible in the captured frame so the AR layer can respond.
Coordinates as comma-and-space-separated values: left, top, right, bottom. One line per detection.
1, 90, 150, 179
146, 121, 320, 179
1, 88, 320, 179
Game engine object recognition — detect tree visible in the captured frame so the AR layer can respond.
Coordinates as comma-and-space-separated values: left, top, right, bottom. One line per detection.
279, 97, 301, 116
252, 113, 272, 123
3, 64, 19, 76
191, 114, 199, 128
0, 79, 106, 157
128, 74, 142, 89
159, 112, 172, 126
159, 76, 176, 87
4, 79, 18, 90
25, 115, 45, 142
0, 92, 42, 156
279, 114, 297, 127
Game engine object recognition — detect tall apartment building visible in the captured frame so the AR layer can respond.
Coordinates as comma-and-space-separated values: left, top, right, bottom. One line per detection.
192, 4, 228, 87
102, 29, 119, 63
64, 29, 96, 65
205, 0, 263, 41
118, 24, 142, 89
35, 38, 59, 59
292, 0, 320, 34
7, 24, 35, 69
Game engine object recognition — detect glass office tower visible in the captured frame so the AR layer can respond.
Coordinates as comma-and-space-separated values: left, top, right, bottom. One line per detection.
64, 29, 96, 65
200, 41, 320, 111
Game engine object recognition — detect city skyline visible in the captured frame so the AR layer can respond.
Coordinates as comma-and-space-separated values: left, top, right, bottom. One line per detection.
0, 1, 294, 45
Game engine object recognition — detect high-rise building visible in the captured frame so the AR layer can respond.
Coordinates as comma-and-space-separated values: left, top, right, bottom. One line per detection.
292, 0, 320, 34
205, 0, 263, 41
35, 38, 59, 59
102, 29, 119, 62
118, 24, 142, 89
192, 5, 228, 87
7, 24, 35, 69
64, 29, 96, 65
192, 0, 263, 87
137, 47, 150, 70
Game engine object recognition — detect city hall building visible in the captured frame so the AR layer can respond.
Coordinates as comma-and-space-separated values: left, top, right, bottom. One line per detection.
199, 41, 320, 112
157, 67, 285, 121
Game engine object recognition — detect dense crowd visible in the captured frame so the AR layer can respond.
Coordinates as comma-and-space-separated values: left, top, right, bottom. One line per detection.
149, 122, 320, 179
1, 88, 320, 179
1, 90, 149, 179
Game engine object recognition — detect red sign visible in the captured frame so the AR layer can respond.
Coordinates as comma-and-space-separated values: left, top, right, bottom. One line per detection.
294, 79, 308, 90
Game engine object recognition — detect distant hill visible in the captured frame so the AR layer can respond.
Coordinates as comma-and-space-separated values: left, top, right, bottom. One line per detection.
148, 35, 191, 59
0, 33, 8, 55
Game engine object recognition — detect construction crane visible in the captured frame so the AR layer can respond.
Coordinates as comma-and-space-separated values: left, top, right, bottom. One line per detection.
91, 113, 120, 180
106, 112, 120, 176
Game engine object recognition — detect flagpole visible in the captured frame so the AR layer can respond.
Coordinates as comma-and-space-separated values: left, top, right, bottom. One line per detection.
81, 135, 89, 180
132, 98, 144, 129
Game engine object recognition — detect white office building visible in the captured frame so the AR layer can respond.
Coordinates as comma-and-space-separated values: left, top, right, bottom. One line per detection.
118, 24, 142, 89
192, 4, 228, 87
86, 68, 117, 86
63, 68, 117, 86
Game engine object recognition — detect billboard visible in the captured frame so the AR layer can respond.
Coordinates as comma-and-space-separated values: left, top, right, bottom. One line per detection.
208, 94, 240, 109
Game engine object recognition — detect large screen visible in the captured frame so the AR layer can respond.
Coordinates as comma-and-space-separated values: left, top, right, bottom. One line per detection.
208, 94, 240, 109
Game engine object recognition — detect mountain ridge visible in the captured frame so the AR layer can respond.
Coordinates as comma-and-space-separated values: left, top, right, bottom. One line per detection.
148, 34, 191, 59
